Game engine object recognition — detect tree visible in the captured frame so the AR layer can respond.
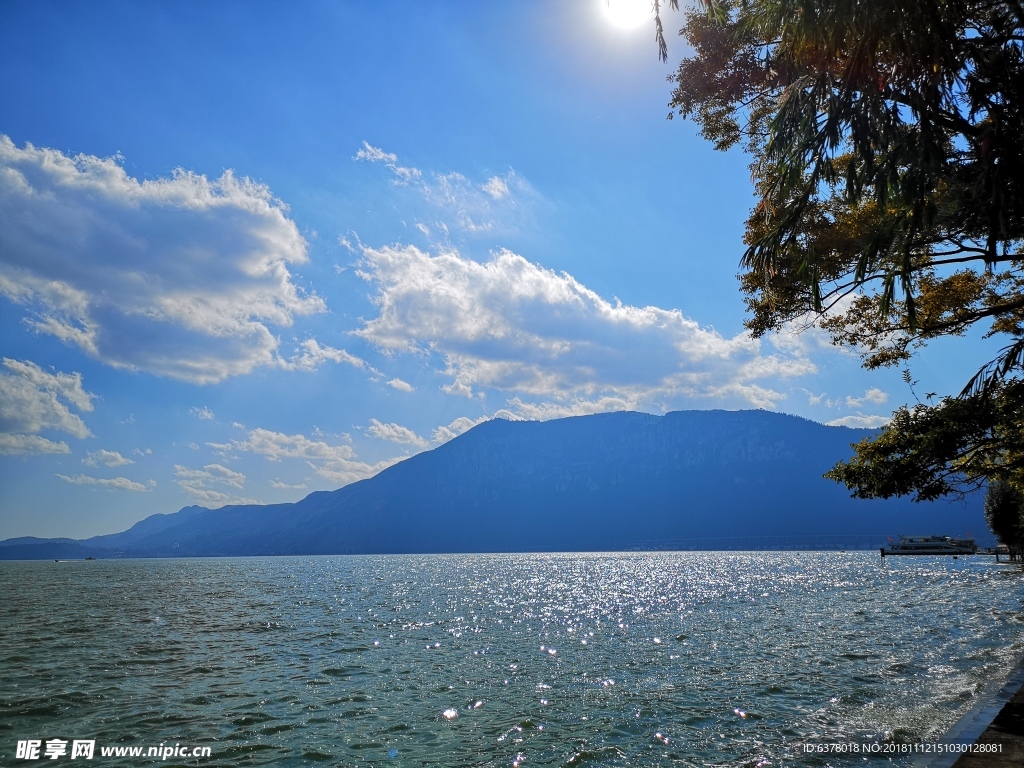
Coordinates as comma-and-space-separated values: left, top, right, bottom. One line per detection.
659, 0, 1024, 500
985, 480, 1024, 559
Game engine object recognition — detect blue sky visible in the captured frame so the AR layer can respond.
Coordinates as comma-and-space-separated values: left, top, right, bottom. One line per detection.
0, 1, 995, 539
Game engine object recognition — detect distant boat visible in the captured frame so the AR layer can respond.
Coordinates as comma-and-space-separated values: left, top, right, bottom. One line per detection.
881, 535, 977, 556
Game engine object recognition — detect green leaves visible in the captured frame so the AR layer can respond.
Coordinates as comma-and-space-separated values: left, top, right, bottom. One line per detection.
826, 380, 1024, 500
984, 480, 1024, 550
670, 0, 1024, 499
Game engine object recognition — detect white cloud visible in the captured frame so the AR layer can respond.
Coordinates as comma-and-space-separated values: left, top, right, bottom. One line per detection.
177, 463, 246, 488
506, 397, 633, 421
432, 416, 484, 443
354, 141, 422, 184
285, 338, 374, 373
174, 463, 257, 506
366, 418, 429, 447
57, 473, 153, 492
0, 358, 94, 455
769, 322, 837, 358
430, 411, 521, 443
801, 388, 826, 406
355, 143, 531, 235
354, 245, 815, 410
481, 176, 510, 200
826, 414, 892, 428
83, 449, 133, 467
0, 434, 69, 455
769, 292, 864, 359
190, 406, 215, 421
846, 387, 888, 407
206, 441, 234, 458
442, 379, 477, 399
0, 137, 324, 384
227, 428, 396, 485
270, 479, 307, 490
387, 377, 414, 392
426, 170, 531, 234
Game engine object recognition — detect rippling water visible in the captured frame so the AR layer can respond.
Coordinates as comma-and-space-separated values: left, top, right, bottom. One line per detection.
2, 553, 1023, 767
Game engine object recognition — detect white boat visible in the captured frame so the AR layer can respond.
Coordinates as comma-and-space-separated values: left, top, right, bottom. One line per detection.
880, 535, 977, 556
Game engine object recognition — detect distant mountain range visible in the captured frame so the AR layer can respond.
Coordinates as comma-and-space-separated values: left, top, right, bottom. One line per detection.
0, 410, 990, 559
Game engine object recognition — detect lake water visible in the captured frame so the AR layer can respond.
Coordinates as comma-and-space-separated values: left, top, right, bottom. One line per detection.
2, 553, 1023, 767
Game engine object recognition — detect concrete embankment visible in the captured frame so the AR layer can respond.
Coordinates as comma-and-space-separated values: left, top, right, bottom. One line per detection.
917, 658, 1024, 768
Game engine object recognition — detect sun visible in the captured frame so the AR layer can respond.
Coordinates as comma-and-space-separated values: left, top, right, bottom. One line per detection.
601, 0, 654, 30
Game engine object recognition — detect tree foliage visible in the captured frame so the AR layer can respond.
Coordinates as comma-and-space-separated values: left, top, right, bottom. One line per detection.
984, 479, 1024, 557
661, 0, 1024, 499
826, 379, 1024, 500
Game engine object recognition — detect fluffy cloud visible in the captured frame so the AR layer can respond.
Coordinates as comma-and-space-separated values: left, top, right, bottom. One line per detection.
285, 338, 374, 373
0, 137, 324, 384
57, 473, 153, 492
174, 463, 257, 506
430, 411, 520, 443
83, 449, 134, 467
226, 428, 396, 485
432, 416, 483, 444
355, 143, 530, 234
481, 176, 510, 200
0, 434, 70, 455
846, 387, 888, 407
190, 406, 215, 421
354, 142, 422, 184
0, 358, 93, 455
826, 414, 891, 429
387, 377, 414, 392
363, 411, 521, 447
801, 388, 827, 406
505, 397, 634, 421
366, 418, 429, 447
354, 246, 816, 410
270, 479, 307, 490
176, 463, 245, 489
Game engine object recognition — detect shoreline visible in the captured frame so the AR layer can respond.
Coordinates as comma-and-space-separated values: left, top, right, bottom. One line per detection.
916, 655, 1024, 768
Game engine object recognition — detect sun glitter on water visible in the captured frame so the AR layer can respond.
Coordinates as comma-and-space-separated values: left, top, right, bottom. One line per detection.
601, 0, 654, 29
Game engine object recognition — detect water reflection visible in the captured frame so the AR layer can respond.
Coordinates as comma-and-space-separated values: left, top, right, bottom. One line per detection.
1, 552, 1022, 767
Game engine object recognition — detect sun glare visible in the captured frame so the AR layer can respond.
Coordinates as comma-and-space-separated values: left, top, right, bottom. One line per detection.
602, 0, 654, 29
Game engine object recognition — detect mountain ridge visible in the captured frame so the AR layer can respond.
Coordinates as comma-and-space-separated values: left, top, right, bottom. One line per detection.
0, 410, 989, 558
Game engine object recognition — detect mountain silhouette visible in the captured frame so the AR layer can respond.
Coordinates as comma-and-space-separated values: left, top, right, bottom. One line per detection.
0, 410, 988, 558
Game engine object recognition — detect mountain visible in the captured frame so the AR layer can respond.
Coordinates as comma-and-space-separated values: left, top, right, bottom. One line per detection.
0, 410, 989, 559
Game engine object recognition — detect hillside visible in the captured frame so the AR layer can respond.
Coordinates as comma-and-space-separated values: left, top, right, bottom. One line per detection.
0, 410, 988, 558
